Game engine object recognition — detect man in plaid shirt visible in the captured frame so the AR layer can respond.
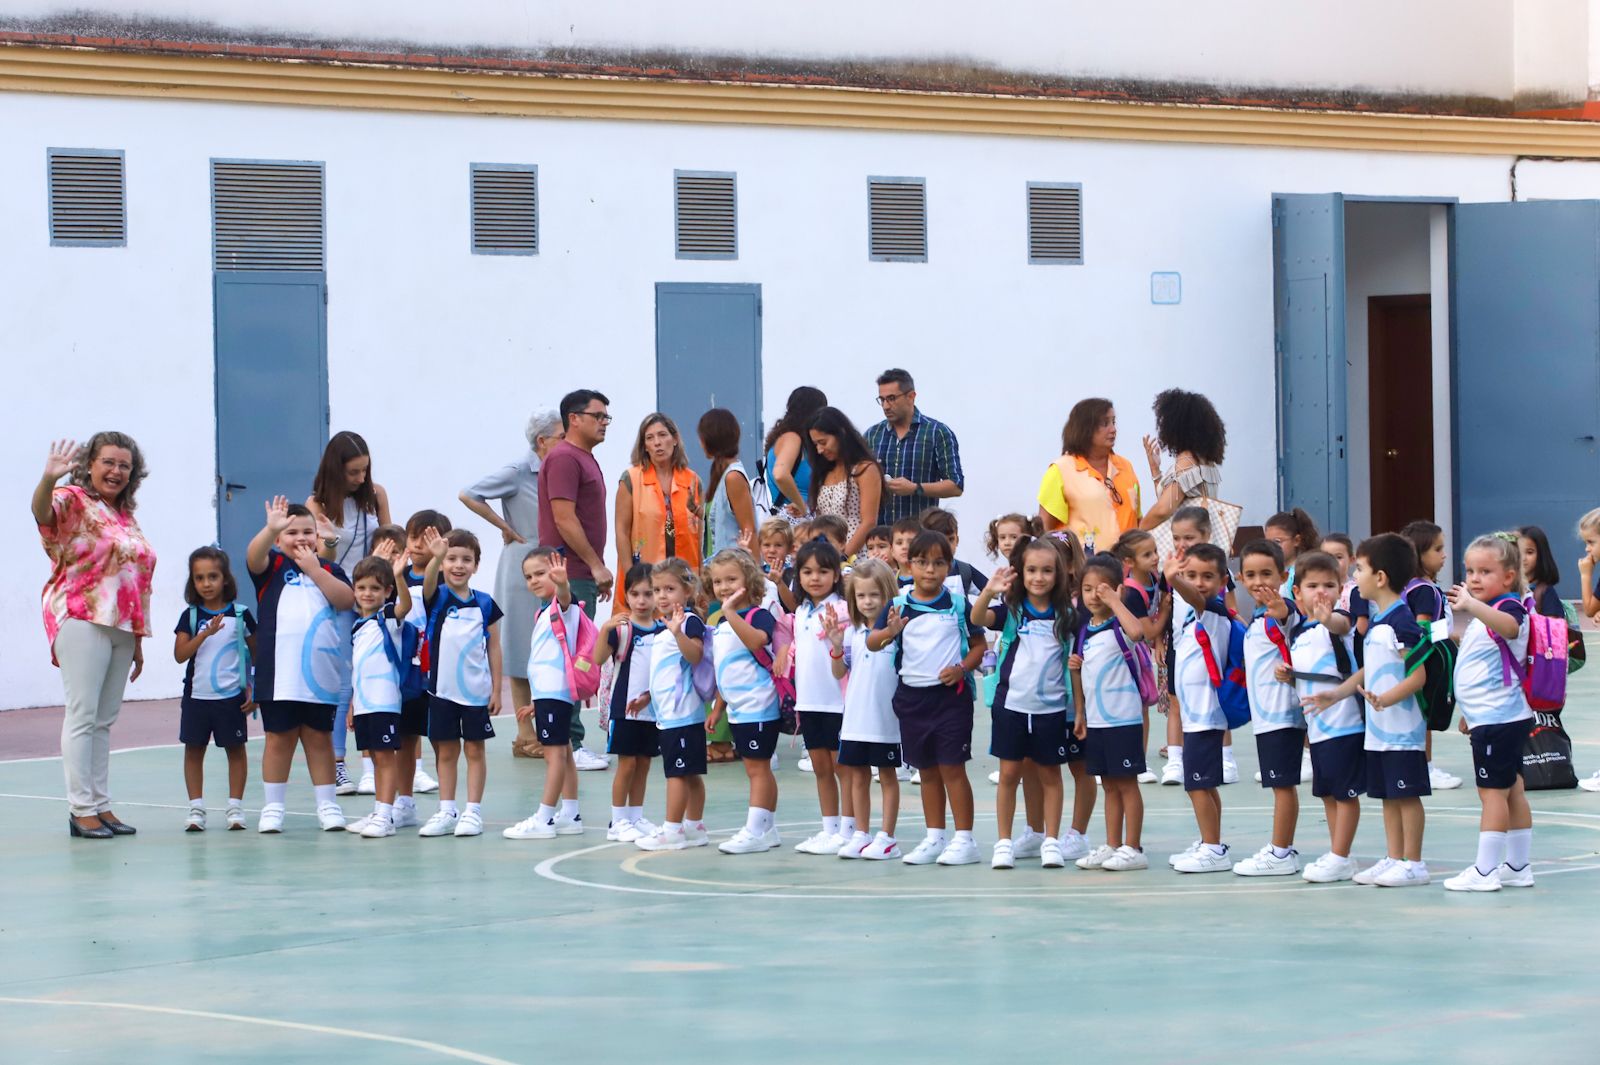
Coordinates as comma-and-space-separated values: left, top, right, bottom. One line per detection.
864, 368, 965, 525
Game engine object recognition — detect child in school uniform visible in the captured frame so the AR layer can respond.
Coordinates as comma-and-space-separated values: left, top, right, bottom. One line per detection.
634, 559, 712, 851
1164, 542, 1235, 873
592, 561, 662, 843
1443, 533, 1537, 891
863, 525, 895, 565
790, 538, 854, 853
246, 497, 355, 834
389, 509, 449, 825
340, 523, 408, 798
174, 546, 255, 832
1112, 529, 1165, 784
1401, 520, 1463, 792
341, 554, 414, 838
757, 518, 797, 613
1158, 506, 1219, 787
827, 559, 904, 859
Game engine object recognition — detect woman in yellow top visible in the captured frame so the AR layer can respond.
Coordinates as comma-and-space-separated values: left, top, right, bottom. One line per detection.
614, 413, 703, 604
1036, 398, 1142, 552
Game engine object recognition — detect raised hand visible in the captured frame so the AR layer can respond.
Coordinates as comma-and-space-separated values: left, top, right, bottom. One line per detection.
984, 567, 1015, 597
548, 552, 570, 590
722, 586, 748, 613
737, 527, 755, 553
202, 613, 225, 639
314, 513, 340, 545
882, 605, 908, 636
820, 607, 846, 650
1163, 550, 1187, 582
264, 495, 292, 534
43, 439, 78, 481
1143, 434, 1163, 480
666, 604, 686, 635
423, 526, 448, 561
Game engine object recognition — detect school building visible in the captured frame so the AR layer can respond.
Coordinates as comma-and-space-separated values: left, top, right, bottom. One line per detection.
7, 0, 1600, 708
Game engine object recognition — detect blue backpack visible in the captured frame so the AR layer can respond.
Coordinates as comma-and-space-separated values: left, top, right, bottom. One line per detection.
376, 613, 427, 702
417, 588, 495, 684
1192, 607, 1251, 729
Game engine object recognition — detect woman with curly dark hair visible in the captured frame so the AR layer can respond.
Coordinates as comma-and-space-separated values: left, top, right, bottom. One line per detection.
1140, 389, 1227, 532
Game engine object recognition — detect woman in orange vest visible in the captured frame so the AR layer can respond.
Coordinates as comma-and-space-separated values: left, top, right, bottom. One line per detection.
614, 413, 704, 605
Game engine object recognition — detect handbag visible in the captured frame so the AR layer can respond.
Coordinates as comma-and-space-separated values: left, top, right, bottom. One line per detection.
1150, 495, 1243, 560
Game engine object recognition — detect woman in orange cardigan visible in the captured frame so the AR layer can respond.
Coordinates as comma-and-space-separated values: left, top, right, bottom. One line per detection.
614, 412, 704, 603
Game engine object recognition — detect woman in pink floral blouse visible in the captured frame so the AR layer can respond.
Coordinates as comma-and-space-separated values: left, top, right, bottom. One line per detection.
32, 434, 157, 839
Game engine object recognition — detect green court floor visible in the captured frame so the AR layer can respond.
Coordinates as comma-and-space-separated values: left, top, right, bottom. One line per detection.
4, 685, 1600, 1064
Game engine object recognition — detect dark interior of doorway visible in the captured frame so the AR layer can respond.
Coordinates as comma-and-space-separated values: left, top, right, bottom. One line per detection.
1368, 294, 1433, 534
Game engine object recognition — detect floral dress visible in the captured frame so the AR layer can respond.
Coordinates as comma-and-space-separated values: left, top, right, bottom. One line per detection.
38, 485, 156, 654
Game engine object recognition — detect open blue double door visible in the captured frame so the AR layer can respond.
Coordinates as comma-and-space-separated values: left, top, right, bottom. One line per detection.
1275, 193, 1600, 593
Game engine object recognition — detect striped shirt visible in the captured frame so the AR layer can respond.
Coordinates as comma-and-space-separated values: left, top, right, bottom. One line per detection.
865, 409, 965, 525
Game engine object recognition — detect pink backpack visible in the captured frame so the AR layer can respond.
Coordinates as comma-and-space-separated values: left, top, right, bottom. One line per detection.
548, 602, 603, 703
1491, 595, 1567, 712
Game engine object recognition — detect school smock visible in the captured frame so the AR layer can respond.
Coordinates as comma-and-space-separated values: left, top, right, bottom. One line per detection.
526, 600, 586, 703
1173, 595, 1232, 733
174, 605, 256, 700
881, 587, 982, 688
1079, 619, 1145, 728
423, 586, 504, 706
984, 601, 1069, 714
1245, 608, 1306, 734
648, 614, 708, 728
1454, 597, 1535, 728
400, 566, 428, 630
250, 549, 352, 704
350, 608, 412, 716
793, 596, 848, 715
1363, 601, 1427, 752
711, 609, 781, 724
841, 625, 900, 743
608, 620, 663, 723
1289, 621, 1363, 743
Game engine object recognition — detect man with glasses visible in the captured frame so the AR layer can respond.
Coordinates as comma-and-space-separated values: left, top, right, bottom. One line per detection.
864, 368, 965, 526
538, 389, 613, 766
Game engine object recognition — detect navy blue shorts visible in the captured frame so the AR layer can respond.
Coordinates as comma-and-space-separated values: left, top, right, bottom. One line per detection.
1255, 728, 1306, 789
659, 723, 707, 778
1087, 724, 1145, 778
1310, 734, 1365, 799
180, 694, 249, 748
399, 695, 430, 738
1471, 719, 1534, 790
608, 717, 660, 758
260, 700, 335, 734
990, 707, 1071, 766
838, 740, 902, 768
353, 713, 402, 751
799, 712, 843, 753
732, 720, 781, 760
534, 700, 573, 747
428, 696, 495, 743
892, 683, 974, 767
1182, 728, 1225, 791
1365, 749, 1431, 799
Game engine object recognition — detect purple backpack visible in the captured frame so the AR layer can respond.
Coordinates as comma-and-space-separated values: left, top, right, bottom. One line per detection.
1490, 595, 1568, 711
1078, 619, 1160, 707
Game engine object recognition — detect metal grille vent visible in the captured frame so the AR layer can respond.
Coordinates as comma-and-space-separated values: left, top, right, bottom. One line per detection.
674, 171, 737, 259
48, 149, 125, 247
1027, 182, 1083, 264
471, 164, 539, 255
868, 177, 927, 262
211, 160, 325, 271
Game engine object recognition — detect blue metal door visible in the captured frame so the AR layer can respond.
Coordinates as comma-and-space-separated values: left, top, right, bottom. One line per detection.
1454, 201, 1600, 596
654, 283, 763, 481
1273, 193, 1348, 534
214, 271, 329, 562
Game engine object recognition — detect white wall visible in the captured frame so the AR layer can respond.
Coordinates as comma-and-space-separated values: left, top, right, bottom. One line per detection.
1515, 0, 1591, 105
0, 90, 1545, 709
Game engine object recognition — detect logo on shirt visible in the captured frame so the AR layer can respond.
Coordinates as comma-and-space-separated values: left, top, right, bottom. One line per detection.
284, 569, 302, 586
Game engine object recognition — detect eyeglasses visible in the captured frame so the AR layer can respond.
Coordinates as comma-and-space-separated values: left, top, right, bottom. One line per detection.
875, 392, 909, 406
1104, 475, 1123, 507
574, 410, 613, 425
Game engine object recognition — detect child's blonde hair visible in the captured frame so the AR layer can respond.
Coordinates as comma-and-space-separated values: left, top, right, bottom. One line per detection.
1465, 532, 1525, 594
759, 518, 795, 550
651, 557, 705, 611
843, 558, 897, 628
706, 548, 768, 608
1579, 507, 1600, 536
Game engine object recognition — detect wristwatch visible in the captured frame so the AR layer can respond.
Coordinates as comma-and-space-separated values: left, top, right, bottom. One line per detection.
322, 536, 339, 549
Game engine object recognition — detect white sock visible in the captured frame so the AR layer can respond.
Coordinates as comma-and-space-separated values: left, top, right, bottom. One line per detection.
1475, 830, 1507, 875
396, 795, 416, 811
1065, 827, 1084, 840
1168, 745, 1182, 760
926, 827, 948, 843
263, 782, 287, 806
1223, 747, 1237, 763
466, 801, 481, 816
362, 756, 375, 776
840, 816, 857, 837
746, 807, 774, 834
1271, 845, 1294, 859
611, 805, 627, 825
536, 803, 557, 822
189, 798, 204, 810
664, 821, 683, 835
686, 818, 705, 831
439, 799, 458, 815
627, 806, 643, 822
953, 829, 974, 843
1205, 842, 1227, 856
227, 797, 242, 808
1506, 827, 1533, 869
1406, 858, 1426, 870
313, 784, 336, 805
373, 802, 393, 823
823, 815, 842, 837
560, 799, 580, 818
416, 758, 425, 770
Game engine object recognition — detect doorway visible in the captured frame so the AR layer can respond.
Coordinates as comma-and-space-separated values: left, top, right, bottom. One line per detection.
1367, 294, 1433, 533
654, 283, 763, 482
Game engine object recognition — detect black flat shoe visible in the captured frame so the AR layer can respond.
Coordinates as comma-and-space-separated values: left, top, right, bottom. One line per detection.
69, 817, 114, 839
97, 815, 137, 836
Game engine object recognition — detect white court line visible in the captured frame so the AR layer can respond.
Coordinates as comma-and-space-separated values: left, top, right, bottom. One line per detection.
1, 742, 191, 765
0, 996, 521, 1065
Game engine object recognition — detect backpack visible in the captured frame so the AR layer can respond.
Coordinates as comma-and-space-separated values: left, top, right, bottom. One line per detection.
1073, 616, 1158, 708
375, 612, 427, 702
187, 604, 252, 697
418, 588, 495, 678
1282, 621, 1354, 685
548, 601, 603, 703
750, 456, 777, 520
596, 619, 634, 725
1488, 595, 1567, 712
1191, 607, 1251, 729
1400, 579, 1458, 731
742, 606, 799, 734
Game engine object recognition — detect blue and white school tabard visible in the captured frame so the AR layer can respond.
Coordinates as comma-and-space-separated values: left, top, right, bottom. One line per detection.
174, 605, 256, 700
1173, 597, 1232, 733
1245, 609, 1305, 734
401, 565, 428, 629
609, 621, 663, 723
987, 602, 1069, 714
1079, 620, 1145, 729
841, 625, 900, 744
712, 609, 781, 725
527, 601, 586, 702
1289, 622, 1363, 743
1363, 602, 1427, 752
1454, 597, 1534, 728
649, 614, 709, 728
350, 608, 412, 716
793, 596, 847, 716
250, 549, 352, 704
884, 588, 981, 688
424, 587, 505, 706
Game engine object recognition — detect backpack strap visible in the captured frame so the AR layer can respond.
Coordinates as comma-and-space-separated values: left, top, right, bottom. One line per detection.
1263, 616, 1293, 666
231, 603, 251, 678
738, 607, 778, 671
1109, 622, 1143, 688
187, 605, 198, 638
1193, 621, 1224, 690
616, 619, 633, 663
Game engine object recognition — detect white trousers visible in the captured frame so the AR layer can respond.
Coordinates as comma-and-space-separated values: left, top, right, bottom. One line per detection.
55, 619, 135, 817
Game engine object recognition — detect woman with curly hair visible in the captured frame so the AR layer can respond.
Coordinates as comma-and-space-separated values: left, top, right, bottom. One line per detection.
1036, 398, 1142, 551
1140, 389, 1227, 532
32, 433, 157, 839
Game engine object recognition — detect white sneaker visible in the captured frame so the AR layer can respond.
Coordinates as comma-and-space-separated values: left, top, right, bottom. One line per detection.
635, 826, 688, 851
356, 772, 376, 795
1058, 833, 1091, 861
1428, 764, 1463, 790
798, 754, 814, 774
910, 768, 922, 785
837, 831, 872, 859
1160, 758, 1183, 786
1353, 857, 1398, 886
1253, 770, 1263, 783
1041, 838, 1066, 868
1303, 853, 1357, 883
632, 817, 660, 839
1443, 865, 1501, 892
862, 832, 901, 860
1076, 844, 1115, 870
1136, 770, 1158, 784
334, 761, 356, 795
895, 765, 914, 782
937, 836, 982, 866
1174, 844, 1233, 873
795, 830, 839, 855
317, 801, 346, 831
987, 769, 1001, 785
257, 803, 285, 833
1102, 845, 1149, 871
413, 768, 439, 793
1222, 753, 1239, 785
1375, 861, 1430, 887
1168, 840, 1202, 867
1013, 829, 1044, 859
419, 809, 461, 837
606, 819, 635, 842
550, 810, 584, 836
1579, 770, 1600, 793
454, 809, 483, 836
185, 807, 206, 832
1497, 862, 1535, 888
391, 804, 420, 829
225, 805, 246, 831
1301, 749, 1313, 781
503, 814, 556, 840
902, 835, 948, 865
361, 815, 395, 839
343, 813, 373, 834
1233, 846, 1299, 877
574, 748, 611, 771
721, 827, 781, 854
683, 824, 710, 848
991, 839, 1016, 870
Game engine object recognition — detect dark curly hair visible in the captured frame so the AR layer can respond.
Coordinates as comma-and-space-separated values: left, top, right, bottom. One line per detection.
1152, 389, 1226, 466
